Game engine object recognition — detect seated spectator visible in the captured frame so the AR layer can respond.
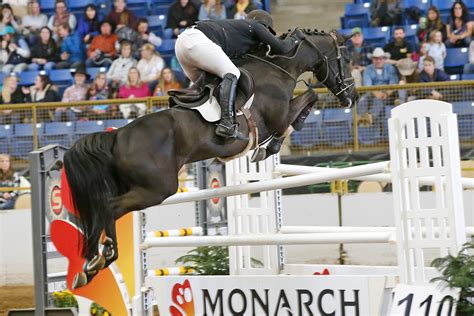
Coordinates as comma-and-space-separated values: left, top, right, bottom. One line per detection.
358, 48, 399, 127
0, 154, 22, 210
165, 0, 198, 38
417, 42, 428, 73
0, 74, 30, 124
384, 27, 415, 65
107, 40, 137, 93
55, 23, 86, 69
77, 4, 101, 45
463, 41, 474, 74
1, 4, 21, 33
153, 67, 182, 96
229, 0, 257, 19
0, 26, 30, 74
137, 43, 165, 91
107, 0, 138, 31
417, 6, 446, 43
22, 1, 48, 46
136, 18, 162, 48
396, 58, 418, 103
29, 73, 59, 122
370, 0, 402, 27
47, 0, 77, 40
118, 67, 150, 118
86, 20, 117, 68
426, 30, 446, 70
55, 65, 89, 121
419, 56, 449, 100
446, 1, 472, 48
87, 71, 112, 119
28, 26, 58, 71
347, 27, 373, 87
199, 0, 227, 21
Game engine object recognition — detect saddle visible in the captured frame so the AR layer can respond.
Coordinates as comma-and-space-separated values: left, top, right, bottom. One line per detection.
168, 68, 255, 117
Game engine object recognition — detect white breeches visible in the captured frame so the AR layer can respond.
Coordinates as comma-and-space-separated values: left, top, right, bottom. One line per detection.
175, 28, 241, 83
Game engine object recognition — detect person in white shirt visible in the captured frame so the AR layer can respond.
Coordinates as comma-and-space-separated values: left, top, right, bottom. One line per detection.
136, 43, 165, 91
22, 1, 48, 44
426, 30, 447, 70
106, 40, 137, 91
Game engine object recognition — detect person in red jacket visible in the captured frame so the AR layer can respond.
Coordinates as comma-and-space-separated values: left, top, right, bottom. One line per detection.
86, 20, 118, 68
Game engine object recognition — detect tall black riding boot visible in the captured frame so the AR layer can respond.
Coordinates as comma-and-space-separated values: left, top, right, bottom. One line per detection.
215, 73, 247, 140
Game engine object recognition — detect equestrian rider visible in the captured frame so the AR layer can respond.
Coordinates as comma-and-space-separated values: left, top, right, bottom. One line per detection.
175, 10, 305, 140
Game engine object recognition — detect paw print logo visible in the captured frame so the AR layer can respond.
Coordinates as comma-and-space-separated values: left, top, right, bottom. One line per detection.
169, 279, 195, 316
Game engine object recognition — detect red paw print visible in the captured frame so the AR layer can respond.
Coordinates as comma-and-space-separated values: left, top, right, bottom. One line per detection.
169, 279, 195, 316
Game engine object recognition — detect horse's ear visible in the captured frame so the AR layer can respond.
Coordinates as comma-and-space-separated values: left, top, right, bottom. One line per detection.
342, 33, 354, 43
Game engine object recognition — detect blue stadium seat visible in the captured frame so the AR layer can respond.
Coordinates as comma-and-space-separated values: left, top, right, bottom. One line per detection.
128, 6, 149, 17
158, 39, 176, 54
11, 123, 43, 158
40, 0, 56, 15
449, 74, 461, 81
87, 67, 107, 80
19, 71, 40, 86
358, 125, 381, 145
445, 48, 469, 74
150, 4, 170, 17
363, 27, 391, 47
0, 124, 12, 153
74, 120, 106, 141
321, 108, 353, 147
49, 69, 73, 86
69, 0, 94, 14
452, 101, 474, 140
147, 15, 167, 35
173, 70, 186, 84
341, 3, 370, 28
345, 3, 370, 16
105, 119, 130, 129
290, 110, 323, 148
42, 122, 74, 147
462, 73, 474, 80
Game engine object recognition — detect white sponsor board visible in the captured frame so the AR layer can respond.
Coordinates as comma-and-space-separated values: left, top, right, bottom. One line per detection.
146, 275, 393, 315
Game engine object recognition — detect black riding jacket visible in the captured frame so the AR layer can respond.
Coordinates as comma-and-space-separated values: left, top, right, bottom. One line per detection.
195, 19, 297, 59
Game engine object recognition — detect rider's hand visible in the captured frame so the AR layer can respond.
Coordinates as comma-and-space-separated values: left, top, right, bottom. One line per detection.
290, 29, 306, 43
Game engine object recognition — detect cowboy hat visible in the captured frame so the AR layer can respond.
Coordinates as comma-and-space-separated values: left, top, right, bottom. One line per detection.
367, 47, 390, 59
71, 64, 90, 80
396, 58, 418, 76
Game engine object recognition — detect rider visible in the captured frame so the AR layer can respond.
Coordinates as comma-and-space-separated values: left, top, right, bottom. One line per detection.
175, 10, 305, 140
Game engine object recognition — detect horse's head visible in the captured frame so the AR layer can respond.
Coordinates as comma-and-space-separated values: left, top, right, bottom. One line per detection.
302, 29, 359, 108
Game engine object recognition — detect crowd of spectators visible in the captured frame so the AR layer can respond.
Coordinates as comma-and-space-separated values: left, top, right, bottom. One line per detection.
0, 0, 263, 123
350, 0, 474, 127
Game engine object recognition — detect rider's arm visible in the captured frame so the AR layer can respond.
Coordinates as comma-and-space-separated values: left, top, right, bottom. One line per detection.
252, 23, 300, 54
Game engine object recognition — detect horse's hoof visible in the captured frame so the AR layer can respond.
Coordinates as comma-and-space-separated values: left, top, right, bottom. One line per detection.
251, 148, 267, 162
86, 254, 106, 272
72, 272, 88, 289
103, 246, 116, 261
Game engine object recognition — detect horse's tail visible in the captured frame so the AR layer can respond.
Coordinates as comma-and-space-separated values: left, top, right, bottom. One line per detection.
63, 131, 118, 258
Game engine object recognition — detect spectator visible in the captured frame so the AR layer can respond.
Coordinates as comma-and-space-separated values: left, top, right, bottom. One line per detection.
86, 20, 117, 68
463, 40, 474, 74
419, 56, 449, 100
358, 47, 399, 127
29, 74, 59, 122
165, 0, 198, 38
118, 67, 150, 118
136, 18, 162, 48
417, 6, 447, 43
199, 0, 227, 21
417, 42, 428, 72
347, 27, 373, 87
137, 43, 165, 91
0, 154, 22, 210
55, 65, 89, 121
47, 0, 77, 39
107, 0, 138, 31
396, 58, 418, 103
106, 40, 137, 91
77, 4, 101, 45
28, 26, 58, 71
1, 4, 21, 33
0, 75, 30, 124
55, 23, 86, 69
446, 1, 472, 48
370, 0, 402, 27
87, 72, 112, 119
426, 30, 446, 70
229, 0, 257, 19
384, 26, 414, 65
153, 67, 182, 96
0, 26, 31, 74
22, 1, 48, 45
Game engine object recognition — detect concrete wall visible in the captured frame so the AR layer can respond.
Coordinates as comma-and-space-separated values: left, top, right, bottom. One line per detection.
1, 191, 473, 286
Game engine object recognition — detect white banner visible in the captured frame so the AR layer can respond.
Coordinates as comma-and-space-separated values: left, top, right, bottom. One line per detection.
146, 275, 392, 315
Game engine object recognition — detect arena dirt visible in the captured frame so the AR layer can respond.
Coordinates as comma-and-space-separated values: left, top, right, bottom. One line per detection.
0, 286, 34, 315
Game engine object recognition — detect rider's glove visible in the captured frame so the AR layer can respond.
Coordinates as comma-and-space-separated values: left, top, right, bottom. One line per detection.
290, 29, 306, 44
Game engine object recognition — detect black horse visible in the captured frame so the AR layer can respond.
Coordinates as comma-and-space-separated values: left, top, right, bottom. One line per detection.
63, 29, 358, 288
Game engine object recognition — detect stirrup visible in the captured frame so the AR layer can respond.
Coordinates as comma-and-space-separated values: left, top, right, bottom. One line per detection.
215, 123, 249, 141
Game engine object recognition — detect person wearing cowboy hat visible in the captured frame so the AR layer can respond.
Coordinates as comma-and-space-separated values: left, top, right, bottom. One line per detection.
55, 64, 90, 121
358, 47, 399, 127
396, 57, 419, 104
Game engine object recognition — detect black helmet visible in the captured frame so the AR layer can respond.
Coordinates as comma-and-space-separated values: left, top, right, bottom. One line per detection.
247, 10, 276, 35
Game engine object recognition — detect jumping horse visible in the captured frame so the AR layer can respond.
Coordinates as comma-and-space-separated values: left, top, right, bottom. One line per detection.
62, 29, 359, 288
